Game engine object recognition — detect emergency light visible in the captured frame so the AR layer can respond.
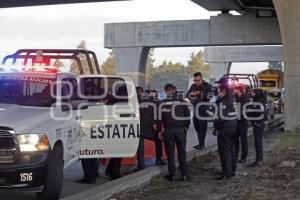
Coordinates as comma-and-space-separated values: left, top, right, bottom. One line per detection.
2, 49, 102, 75
22, 65, 59, 74
0, 64, 59, 74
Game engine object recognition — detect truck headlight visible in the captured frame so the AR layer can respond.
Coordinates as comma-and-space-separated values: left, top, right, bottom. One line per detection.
17, 134, 50, 152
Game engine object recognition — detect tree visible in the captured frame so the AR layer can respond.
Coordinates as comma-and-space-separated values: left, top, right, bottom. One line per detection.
149, 60, 189, 92
101, 52, 116, 75
69, 40, 94, 74
145, 48, 155, 86
268, 61, 283, 71
186, 50, 211, 78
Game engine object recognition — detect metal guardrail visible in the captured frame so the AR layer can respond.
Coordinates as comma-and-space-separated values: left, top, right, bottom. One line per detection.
265, 115, 285, 131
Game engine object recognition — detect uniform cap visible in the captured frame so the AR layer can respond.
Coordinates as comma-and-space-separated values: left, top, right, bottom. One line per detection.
215, 77, 229, 87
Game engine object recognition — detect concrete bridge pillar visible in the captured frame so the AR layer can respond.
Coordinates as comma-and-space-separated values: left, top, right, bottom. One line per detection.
112, 47, 150, 87
274, 0, 300, 130
210, 62, 231, 81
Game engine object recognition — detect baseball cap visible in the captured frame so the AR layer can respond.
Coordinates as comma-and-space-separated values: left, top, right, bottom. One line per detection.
215, 77, 229, 86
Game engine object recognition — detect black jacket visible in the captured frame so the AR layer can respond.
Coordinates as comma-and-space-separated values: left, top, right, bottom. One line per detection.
235, 94, 250, 121
186, 82, 214, 115
248, 95, 267, 123
214, 93, 237, 130
186, 82, 214, 105
159, 95, 190, 130
138, 96, 156, 128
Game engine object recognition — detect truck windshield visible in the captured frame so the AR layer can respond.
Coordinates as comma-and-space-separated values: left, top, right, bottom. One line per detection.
260, 80, 276, 87
0, 76, 55, 107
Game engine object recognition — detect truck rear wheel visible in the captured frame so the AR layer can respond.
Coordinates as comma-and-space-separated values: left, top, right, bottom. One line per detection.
37, 145, 63, 200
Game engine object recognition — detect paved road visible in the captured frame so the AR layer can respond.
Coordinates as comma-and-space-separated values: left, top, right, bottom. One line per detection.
2, 114, 283, 200
0, 123, 217, 200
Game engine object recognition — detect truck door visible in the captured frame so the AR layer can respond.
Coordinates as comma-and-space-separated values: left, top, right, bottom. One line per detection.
78, 75, 140, 159
55, 75, 81, 167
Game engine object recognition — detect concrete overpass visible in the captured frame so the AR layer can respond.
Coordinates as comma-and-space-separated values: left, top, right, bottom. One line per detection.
104, 0, 300, 131
204, 45, 283, 80
0, 0, 125, 8
190, 0, 300, 131
105, 12, 281, 86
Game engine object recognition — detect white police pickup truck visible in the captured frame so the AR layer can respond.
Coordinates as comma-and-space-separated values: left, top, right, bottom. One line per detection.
0, 50, 140, 200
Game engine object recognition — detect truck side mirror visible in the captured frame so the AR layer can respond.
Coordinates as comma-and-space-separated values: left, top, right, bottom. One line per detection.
61, 100, 88, 112
61, 104, 71, 112
71, 100, 89, 110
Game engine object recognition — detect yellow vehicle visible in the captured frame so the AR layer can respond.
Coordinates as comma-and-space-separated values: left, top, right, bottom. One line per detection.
257, 69, 283, 92
257, 69, 284, 114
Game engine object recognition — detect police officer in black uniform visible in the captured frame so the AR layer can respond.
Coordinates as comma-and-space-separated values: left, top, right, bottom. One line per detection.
149, 89, 167, 166
78, 82, 100, 184
186, 72, 213, 150
233, 85, 250, 163
105, 85, 131, 179
248, 89, 267, 167
160, 83, 191, 182
135, 86, 147, 171
135, 87, 166, 171
213, 77, 237, 180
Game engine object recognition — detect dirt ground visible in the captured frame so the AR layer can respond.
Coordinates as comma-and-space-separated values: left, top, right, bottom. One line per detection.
113, 130, 300, 200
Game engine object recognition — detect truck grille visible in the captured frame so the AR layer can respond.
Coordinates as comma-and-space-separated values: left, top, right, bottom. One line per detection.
0, 127, 17, 163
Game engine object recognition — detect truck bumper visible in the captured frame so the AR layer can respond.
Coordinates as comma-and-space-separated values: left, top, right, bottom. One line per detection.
0, 152, 50, 189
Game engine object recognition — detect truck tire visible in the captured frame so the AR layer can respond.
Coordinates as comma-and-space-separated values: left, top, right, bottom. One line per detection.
37, 145, 63, 200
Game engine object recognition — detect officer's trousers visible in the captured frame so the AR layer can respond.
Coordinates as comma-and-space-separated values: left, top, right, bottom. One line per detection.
137, 138, 146, 169
81, 159, 99, 179
164, 127, 188, 176
137, 133, 164, 169
106, 158, 122, 179
235, 121, 249, 160
252, 121, 265, 162
193, 115, 208, 147
217, 126, 237, 177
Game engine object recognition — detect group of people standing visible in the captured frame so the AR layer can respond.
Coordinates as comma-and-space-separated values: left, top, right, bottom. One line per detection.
137, 71, 267, 181
212, 77, 267, 179
186, 72, 267, 180
78, 71, 267, 184
136, 83, 191, 181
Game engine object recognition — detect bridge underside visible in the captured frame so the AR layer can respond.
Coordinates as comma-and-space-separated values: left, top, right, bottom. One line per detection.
0, 0, 124, 8
191, 0, 274, 11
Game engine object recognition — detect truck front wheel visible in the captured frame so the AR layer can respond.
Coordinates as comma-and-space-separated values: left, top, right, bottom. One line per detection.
37, 145, 64, 200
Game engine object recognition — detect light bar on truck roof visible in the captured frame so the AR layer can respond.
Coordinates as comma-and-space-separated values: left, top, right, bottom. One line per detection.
0, 64, 59, 74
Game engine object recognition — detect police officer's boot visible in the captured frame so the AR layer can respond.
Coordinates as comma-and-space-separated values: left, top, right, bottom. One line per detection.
180, 175, 192, 182
76, 176, 96, 184
164, 175, 176, 182
155, 158, 167, 166
238, 158, 247, 164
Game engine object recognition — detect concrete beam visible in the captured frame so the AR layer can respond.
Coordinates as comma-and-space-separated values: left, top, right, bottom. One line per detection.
210, 62, 231, 81
204, 46, 283, 63
112, 47, 149, 87
105, 12, 281, 48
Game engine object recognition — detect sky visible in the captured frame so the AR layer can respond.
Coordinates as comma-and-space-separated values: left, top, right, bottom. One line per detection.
0, 0, 268, 73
